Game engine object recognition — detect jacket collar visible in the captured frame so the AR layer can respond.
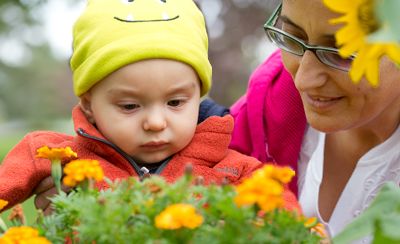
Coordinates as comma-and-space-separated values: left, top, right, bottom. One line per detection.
71, 105, 234, 168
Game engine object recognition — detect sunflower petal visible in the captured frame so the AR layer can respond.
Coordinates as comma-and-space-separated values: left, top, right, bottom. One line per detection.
365, 57, 379, 87
323, 0, 357, 12
386, 44, 400, 63
338, 39, 364, 57
336, 27, 364, 46
349, 48, 369, 82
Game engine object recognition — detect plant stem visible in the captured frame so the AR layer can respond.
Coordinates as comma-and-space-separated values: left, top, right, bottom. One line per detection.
51, 159, 62, 194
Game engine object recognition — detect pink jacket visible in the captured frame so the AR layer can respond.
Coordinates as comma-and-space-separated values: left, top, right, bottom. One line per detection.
230, 50, 307, 194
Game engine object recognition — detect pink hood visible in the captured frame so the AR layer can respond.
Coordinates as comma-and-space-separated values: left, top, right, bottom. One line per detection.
229, 50, 307, 194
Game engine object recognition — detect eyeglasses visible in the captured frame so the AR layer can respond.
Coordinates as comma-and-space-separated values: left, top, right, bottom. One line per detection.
263, 3, 355, 72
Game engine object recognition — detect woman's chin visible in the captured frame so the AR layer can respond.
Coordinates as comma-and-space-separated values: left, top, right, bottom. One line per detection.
306, 114, 346, 133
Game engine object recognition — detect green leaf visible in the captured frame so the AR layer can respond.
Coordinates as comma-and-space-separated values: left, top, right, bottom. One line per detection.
372, 217, 400, 244
333, 182, 400, 244
376, 214, 400, 240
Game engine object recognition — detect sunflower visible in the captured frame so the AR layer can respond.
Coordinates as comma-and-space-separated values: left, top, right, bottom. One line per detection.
324, 0, 400, 87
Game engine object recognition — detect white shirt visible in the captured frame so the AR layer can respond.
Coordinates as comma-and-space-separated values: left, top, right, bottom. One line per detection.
298, 126, 400, 242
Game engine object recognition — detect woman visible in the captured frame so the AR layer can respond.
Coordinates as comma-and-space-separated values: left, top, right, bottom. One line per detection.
230, 0, 400, 239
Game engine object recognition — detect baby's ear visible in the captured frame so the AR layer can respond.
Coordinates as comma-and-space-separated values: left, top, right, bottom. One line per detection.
79, 92, 95, 124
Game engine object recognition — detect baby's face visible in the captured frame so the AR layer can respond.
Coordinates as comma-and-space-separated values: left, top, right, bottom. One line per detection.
81, 59, 201, 164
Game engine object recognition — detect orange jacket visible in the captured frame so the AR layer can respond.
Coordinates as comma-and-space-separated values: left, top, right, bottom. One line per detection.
0, 106, 300, 212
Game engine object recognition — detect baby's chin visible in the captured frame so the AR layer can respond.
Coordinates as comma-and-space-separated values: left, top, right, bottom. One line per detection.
132, 152, 175, 165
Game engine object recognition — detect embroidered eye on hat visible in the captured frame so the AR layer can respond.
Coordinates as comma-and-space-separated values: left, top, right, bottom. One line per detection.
70, 0, 211, 97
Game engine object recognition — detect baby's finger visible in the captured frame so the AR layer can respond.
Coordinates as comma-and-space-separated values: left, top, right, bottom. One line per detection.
33, 176, 55, 194
34, 187, 57, 210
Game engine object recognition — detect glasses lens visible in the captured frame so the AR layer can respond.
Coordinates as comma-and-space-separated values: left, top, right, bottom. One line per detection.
316, 50, 353, 71
266, 29, 304, 56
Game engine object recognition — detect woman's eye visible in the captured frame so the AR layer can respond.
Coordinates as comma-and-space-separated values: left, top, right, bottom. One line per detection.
167, 100, 182, 107
159, 0, 166, 3
120, 104, 139, 110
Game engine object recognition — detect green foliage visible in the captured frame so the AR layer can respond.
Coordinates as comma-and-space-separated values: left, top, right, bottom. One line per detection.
333, 182, 400, 244
0, 0, 79, 127
31, 175, 320, 244
0, 136, 19, 162
369, 0, 400, 42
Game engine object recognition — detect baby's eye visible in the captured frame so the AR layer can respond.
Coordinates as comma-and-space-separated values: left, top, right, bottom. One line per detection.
167, 99, 183, 107
158, 0, 166, 3
121, 0, 134, 4
120, 104, 139, 111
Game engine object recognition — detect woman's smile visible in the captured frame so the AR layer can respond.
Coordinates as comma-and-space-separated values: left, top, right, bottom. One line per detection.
303, 93, 344, 110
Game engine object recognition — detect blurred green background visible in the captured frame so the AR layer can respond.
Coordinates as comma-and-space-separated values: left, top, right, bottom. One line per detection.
0, 0, 279, 225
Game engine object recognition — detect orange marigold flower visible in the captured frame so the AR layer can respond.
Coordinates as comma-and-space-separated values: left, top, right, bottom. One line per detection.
36, 146, 77, 193
63, 159, 104, 187
36, 146, 77, 161
311, 223, 328, 238
304, 217, 328, 238
0, 226, 51, 243
253, 165, 295, 184
270, 167, 296, 184
234, 165, 293, 212
304, 216, 318, 228
257, 195, 284, 213
8, 204, 25, 225
0, 199, 8, 211
155, 203, 203, 230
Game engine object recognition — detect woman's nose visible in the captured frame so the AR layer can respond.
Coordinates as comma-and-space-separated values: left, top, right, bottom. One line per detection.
294, 51, 328, 91
143, 109, 167, 131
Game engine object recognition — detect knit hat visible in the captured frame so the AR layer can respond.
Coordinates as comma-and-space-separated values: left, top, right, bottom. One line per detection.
70, 0, 211, 97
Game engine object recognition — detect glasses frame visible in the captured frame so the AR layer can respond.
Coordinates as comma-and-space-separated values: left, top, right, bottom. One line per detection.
263, 3, 355, 72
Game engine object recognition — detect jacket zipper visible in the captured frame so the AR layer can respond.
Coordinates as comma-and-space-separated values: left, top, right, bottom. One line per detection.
76, 128, 144, 177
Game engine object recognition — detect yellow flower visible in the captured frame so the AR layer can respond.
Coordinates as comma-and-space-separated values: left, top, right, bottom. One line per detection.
36, 146, 77, 193
303, 217, 328, 238
0, 200, 8, 211
0, 226, 51, 244
63, 159, 104, 187
36, 146, 77, 161
155, 203, 203, 230
323, 0, 400, 87
304, 216, 318, 228
0, 200, 8, 232
270, 166, 296, 184
234, 165, 293, 212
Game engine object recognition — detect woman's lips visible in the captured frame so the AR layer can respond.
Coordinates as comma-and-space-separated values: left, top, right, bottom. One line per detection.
304, 94, 344, 110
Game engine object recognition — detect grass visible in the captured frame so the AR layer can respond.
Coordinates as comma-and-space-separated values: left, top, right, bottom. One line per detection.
0, 136, 22, 162
1, 197, 36, 226
1, 134, 37, 226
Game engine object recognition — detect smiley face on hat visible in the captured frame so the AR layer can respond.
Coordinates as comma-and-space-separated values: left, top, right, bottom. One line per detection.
115, 0, 179, 23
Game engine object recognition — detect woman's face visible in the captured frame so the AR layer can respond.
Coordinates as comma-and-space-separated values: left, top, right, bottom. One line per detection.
281, 0, 400, 133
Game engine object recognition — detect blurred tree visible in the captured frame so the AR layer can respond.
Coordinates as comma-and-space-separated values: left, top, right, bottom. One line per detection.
0, 0, 278, 129
200, 0, 279, 106
0, 0, 78, 128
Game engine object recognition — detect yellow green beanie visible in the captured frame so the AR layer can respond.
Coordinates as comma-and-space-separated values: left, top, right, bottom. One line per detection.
70, 0, 211, 97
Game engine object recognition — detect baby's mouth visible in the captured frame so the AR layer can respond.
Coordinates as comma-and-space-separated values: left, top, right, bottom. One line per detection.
114, 13, 179, 23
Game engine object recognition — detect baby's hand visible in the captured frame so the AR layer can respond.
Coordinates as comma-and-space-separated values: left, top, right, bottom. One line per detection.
33, 176, 72, 215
